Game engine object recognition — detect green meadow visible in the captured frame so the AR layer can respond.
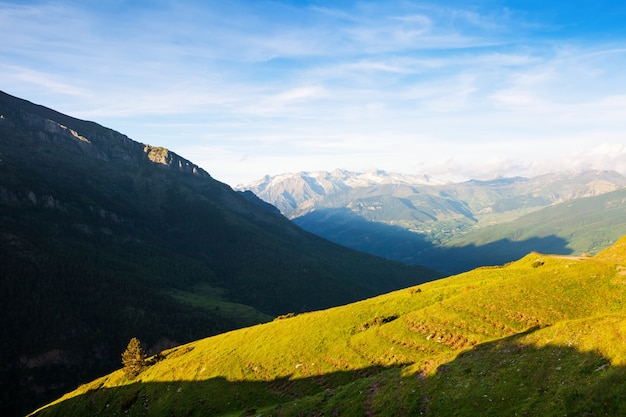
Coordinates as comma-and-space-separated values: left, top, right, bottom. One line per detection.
32, 236, 626, 416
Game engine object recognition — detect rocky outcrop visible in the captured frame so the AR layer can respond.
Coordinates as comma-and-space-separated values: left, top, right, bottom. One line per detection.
143, 145, 209, 177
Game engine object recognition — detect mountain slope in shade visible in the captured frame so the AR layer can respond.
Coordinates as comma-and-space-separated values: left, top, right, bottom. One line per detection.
294, 189, 626, 275
31, 235, 626, 416
0, 90, 440, 416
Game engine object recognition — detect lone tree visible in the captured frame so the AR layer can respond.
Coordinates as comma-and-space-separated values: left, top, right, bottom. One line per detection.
121, 337, 147, 379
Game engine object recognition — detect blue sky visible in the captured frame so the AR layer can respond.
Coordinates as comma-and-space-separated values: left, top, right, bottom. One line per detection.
2, 1, 626, 186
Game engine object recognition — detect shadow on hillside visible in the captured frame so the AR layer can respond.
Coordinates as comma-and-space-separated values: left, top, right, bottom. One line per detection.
29, 365, 403, 417
422, 327, 626, 416
32, 329, 626, 417
294, 208, 573, 275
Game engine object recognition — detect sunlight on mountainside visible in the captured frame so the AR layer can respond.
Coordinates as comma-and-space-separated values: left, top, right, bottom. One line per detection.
31, 236, 626, 416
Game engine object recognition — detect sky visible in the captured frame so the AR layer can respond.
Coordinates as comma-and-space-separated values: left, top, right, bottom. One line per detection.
2, 0, 626, 186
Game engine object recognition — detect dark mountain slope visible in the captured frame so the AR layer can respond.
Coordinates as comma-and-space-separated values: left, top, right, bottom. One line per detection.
0, 90, 440, 416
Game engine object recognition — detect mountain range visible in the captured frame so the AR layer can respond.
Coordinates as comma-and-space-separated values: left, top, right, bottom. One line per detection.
241, 169, 448, 216
240, 170, 626, 274
0, 90, 439, 416
6, 88, 626, 416
31, 235, 626, 416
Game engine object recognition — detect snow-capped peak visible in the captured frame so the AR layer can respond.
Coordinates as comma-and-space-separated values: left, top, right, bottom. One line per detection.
236, 169, 447, 216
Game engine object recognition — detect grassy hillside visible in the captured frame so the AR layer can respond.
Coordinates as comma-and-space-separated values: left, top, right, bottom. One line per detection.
32, 235, 626, 416
447, 188, 626, 256
0, 90, 439, 416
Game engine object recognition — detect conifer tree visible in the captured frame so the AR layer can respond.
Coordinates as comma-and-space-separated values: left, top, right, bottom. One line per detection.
121, 337, 147, 379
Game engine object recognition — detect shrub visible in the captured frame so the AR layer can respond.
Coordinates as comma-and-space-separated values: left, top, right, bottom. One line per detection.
122, 337, 147, 379
274, 312, 297, 321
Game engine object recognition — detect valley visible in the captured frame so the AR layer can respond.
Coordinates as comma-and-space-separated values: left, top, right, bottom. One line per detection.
240, 170, 626, 274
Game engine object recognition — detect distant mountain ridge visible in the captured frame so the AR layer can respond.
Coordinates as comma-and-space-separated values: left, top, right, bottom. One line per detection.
241, 169, 626, 220
240, 169, 447, 216
0, 90, 439, 416
240, 169, 626, 274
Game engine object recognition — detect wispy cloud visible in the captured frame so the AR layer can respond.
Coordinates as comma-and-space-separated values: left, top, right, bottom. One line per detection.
2, 65, 89, 97
1, 1, 626, 185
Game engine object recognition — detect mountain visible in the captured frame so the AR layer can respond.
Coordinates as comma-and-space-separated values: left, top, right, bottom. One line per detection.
0, 90, 440, 416
241, 169, 626, 222
240, 169, 447, 217
31, 235, 626, 416
293, 189, 626, 275
440, 188, 626, 267
240, 170, 626, 274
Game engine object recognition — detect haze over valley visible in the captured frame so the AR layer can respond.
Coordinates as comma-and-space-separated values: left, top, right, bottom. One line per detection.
240, 169, 626, 274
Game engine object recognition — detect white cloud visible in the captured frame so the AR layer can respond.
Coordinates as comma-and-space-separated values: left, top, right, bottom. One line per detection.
2, 1, 626, 186
1, 65, 89, 97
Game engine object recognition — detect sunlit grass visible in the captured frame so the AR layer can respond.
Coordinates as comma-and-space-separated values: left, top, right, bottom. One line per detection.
31, 236, 626, 416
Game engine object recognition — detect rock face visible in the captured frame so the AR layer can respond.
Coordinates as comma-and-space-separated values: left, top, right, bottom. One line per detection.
143, 145, 207, 175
